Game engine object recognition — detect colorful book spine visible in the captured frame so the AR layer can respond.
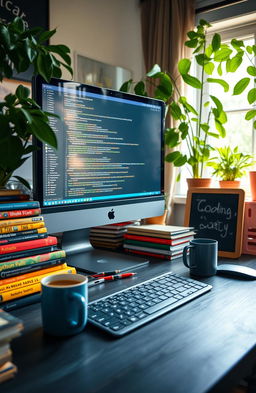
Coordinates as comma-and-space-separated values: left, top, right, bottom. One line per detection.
0, 208, 41, 219
0, 235, 57, 254
0, 249, 66, 271
0, 227, 46, 240
125, 239, 188, 251
0, 245, 58, 262
0, 263, 68, 291
0, 231, 48, 245
0, 266, 76, 303
124, 233, 194, 245
0, 194, 30, 202
0, 201, 40, 211
0, 258, 66, 278
0, 216, 44, 228
123, 244, 185, 255
0, 190, 22, 196
2, 293, 42, 311
124, 248, 181, 260
0, 222, 45, 234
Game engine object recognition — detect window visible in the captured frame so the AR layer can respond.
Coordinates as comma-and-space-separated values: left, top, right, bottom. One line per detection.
175, 16, 256, 197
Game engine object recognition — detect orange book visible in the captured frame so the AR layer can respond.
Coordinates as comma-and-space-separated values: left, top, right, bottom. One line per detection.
0, 266, 76, 303
0, 222, 45, 234
0, 263, 67, 292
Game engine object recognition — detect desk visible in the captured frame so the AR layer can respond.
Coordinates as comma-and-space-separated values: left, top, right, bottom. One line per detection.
2, 255, 256, 393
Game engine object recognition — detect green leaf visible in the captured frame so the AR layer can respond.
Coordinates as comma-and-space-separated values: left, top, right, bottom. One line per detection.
134, 81, 147, 96
20, 108, 33, 124
210, 95, 223, 112
248, 88, 256, 105
36, 53, 52, 82
204, 62, 214, 75
146, 64, 161, 77
179, 97, 198, 115
227, 55, 242, 72
182, 74, 202, 89
200, 123, 210, 132
214, 48, 232, 62
245, 110, 256, 121
246, 46, 253, 54
16, 85, 30, 100
207, 78, 229, 92
215, 120, 226, 137
164, 128, 179, 147
212, 33, 221, 52
247, 66, 256, 76
233, 78, 250, 95
217, 63, 222, 76
178, 58, 191, 75
13, 175, 31, 190
30, 118, 57, 149
39, 29, 57, 43
12, 17, 25, 33
231, 39, 244, 50
119, 79, 133, 92
169, 102, 182, 120
165, 151, 187, 166
185, 39, 198, 48
0, 136, 24, 171
0, 25, 11, 48
254, 120, 256, 129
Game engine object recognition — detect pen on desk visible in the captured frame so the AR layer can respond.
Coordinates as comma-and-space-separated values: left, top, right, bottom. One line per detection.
90, 270, 121, 277
88, 272, 136, 287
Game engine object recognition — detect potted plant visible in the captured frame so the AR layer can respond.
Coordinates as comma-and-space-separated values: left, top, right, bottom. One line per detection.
0, 17, 73, 190
207, 146, 254, 188
120, 19, 231, 187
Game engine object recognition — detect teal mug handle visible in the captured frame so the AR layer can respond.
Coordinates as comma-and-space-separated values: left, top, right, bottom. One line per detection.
67, 292, 87, 330
183, 245, 196, 269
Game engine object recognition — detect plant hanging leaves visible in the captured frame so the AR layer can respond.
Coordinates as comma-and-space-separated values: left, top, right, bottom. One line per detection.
181, 74, 202, 89
212, 33, 221, 52
207, 78, 229, 92
178, 58, 191, 75
248, 88, 256, 105
245, 109, 256, 121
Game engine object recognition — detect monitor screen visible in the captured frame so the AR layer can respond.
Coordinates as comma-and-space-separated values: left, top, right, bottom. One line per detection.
33, 76, 165, 272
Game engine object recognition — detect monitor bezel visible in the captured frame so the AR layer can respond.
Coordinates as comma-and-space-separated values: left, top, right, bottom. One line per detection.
32, 75, 165, 214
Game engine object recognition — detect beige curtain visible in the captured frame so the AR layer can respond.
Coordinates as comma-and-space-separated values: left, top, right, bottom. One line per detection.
140, 0, 195, 223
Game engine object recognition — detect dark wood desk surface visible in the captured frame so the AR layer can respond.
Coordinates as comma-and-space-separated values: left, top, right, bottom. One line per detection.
2, 255, 256, 393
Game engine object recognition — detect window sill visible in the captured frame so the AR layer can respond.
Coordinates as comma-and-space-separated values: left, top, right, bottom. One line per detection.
173, 195, 186, 204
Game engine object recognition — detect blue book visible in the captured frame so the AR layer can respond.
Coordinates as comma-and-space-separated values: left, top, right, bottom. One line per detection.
0, 201, 40, 211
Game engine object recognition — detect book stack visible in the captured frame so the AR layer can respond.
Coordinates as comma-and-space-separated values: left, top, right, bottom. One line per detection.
123, 224, 195, 260
0, 193, 76, 310
0, 309, 23, 383
90, 222, 139, 250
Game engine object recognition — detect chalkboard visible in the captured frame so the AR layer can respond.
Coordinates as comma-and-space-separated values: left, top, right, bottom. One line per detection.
184, 188, 245, 258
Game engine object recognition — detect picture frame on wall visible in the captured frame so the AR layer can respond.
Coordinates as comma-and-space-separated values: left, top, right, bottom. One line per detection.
75, 53, 132, 90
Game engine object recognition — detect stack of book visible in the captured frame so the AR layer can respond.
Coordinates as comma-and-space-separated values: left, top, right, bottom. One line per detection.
0, 309, 23, 383
0, 194, 76, 310
123, 224, 195, 260
90, 221, 139, 250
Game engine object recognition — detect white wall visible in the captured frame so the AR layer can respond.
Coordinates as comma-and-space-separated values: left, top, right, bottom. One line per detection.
49, 0, 144, 81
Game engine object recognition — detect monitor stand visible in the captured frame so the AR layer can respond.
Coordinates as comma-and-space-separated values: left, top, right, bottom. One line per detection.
61, 228, 149, 274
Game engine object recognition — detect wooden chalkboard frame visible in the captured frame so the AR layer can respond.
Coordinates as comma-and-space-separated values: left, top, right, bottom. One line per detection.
184, 188, 245, 258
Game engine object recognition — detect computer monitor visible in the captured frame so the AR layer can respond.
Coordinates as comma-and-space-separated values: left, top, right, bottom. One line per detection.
32, 76, 165, 272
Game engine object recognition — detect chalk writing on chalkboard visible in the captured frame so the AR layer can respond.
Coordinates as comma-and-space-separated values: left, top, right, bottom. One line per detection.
184, 188, 245, 258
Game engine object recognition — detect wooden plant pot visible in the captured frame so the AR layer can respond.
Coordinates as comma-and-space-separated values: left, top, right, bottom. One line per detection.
186, 178, 212, 188
219, 180, 241, 188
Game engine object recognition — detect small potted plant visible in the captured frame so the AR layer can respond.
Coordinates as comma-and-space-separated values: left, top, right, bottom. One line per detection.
207, 146, 254, 188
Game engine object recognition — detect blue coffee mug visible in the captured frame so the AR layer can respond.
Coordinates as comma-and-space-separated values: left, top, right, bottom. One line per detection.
41, 273, 88, 336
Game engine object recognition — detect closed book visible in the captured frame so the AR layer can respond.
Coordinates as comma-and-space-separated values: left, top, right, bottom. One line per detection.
124, 248, 182, 261
124, 239, 189, 251
0, 348, 12, 368
127, 224, 194, 239
0, 190, 22, 196
124, 243, 186, 255
0, 221, 45, 234
0, 201, 40, 211
0, 216, 44, 228
124, 233, 195, 245
0, 263, 67, 292
0, 208, 41, 220
0, 249, 66, 272
0, 227, 46, 240
0, 258, 66, 279
2, 293, 41, 311
0, 266, 76, 303
0, 235, 57, 255
0, 361, 17, 383
0, 245, 58, 262
0, 309, 23, 342
0, 231, 48, 245
0, 194, 30, 202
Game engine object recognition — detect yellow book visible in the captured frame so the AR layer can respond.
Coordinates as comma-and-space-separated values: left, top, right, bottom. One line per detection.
0, 216, 44, 228
0, 263, 67, 292
0, 266, 76, 303
0, 222, 45, 234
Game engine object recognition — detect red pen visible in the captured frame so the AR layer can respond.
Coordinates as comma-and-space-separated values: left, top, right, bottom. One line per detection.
88, 273, 136, 287
90, 270, 121, 278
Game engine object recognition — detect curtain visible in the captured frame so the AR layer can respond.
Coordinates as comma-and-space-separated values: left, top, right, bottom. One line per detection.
140, 0, 195, 223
